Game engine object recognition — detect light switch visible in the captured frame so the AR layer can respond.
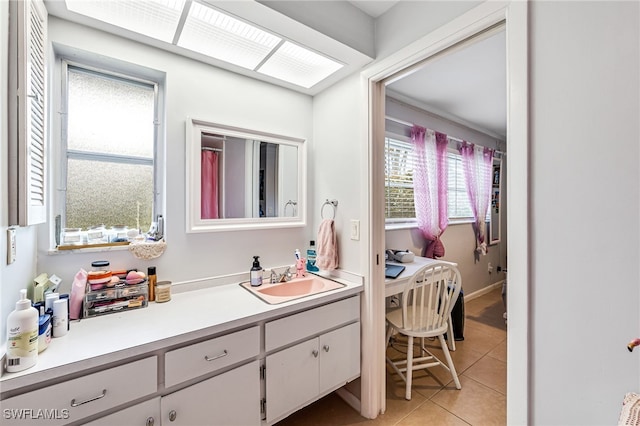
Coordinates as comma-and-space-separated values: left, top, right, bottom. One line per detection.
350, 220, 360, 241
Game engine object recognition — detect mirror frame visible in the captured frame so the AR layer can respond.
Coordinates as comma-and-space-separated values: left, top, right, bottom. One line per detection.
186, 118, 306, 232
488, 156, 502, 245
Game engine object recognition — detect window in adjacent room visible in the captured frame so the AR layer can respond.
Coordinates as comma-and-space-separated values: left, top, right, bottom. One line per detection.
57, 62, 160, 246
384, 134, 481, 224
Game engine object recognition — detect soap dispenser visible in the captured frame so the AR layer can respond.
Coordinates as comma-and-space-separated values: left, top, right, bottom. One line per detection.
250, 256, 263, 287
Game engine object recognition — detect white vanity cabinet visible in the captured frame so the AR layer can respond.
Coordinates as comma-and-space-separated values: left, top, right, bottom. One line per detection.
0, 357, 157, 426
160, 326, 261, 425
82, 398, 160, 426
264, 296, 360, 424
160, 360, 260, 426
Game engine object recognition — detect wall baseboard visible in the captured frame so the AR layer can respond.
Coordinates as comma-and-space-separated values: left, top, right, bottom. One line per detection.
465, 279, 505, 302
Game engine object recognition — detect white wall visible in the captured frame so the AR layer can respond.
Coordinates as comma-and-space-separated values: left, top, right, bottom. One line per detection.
530, 2, 640, 423
311, 73, 365, 274
375, 1, 481, 58
1, 15, 315, 348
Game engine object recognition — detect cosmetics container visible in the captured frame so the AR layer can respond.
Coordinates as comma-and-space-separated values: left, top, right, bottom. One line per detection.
155, 281, 171, 303
52, 298, 69, 337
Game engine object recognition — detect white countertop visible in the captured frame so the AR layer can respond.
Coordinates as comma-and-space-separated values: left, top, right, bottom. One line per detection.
0, 274, 362, 394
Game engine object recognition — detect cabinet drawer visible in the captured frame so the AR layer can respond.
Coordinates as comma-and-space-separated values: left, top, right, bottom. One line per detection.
265, 295, 360, 352
164, 326, 260, 388
0, 357, 157, 426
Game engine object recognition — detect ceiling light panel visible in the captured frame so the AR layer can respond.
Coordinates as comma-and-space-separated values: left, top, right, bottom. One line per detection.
258, 41, 343, 89
65, 0, 184, 43
178, 2, 282, 70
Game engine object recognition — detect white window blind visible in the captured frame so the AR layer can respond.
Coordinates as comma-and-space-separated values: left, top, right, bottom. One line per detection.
8, 0, 48, 226
384, 135, 484, 222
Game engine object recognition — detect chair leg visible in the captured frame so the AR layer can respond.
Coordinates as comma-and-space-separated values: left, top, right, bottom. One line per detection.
447, 314, 456, 351
438, 335, 461, 389
405, 335, 414, 400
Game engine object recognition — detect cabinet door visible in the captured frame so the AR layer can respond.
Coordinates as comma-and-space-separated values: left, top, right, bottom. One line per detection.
265, 338, 318, 423
319, 322, 361, 394
161, 361, 260, 426
83, 398, 160, 426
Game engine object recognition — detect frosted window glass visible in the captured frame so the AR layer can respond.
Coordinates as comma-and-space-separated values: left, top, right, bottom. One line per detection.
66, 159, 154, 231
67, 69, 154, 157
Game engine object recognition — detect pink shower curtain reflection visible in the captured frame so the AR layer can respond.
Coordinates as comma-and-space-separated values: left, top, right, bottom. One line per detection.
201, 150, 219, 219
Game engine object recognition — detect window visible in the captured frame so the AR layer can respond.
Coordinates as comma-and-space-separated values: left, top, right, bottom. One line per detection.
58, 62, 160, 244
384, 134, 485, 223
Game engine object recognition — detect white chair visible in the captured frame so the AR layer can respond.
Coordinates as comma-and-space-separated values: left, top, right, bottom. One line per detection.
385, 261, 463, 400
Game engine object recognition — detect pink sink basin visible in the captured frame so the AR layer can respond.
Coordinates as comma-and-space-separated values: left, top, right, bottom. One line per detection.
240, 275, 346, 304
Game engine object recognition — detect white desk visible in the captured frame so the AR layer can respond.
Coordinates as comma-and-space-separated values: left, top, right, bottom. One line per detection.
385, 256, 457, 297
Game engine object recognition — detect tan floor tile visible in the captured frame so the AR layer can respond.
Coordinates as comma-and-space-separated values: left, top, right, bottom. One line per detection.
274, 392, 369, 426
462, 355, 506, 395
396, 400, 470, 426
459, 321, 506, 355
431, 376, 506, 426
487, 338, 507, 363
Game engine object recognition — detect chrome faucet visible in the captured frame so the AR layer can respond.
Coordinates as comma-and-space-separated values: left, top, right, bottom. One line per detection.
270, 267, 292, 283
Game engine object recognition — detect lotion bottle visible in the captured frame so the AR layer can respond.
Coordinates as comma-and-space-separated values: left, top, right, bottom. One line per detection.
250, 256, 263, 287
6, 289, 39, 372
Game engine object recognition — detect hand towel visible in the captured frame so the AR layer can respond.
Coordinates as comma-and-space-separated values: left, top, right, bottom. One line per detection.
316, 219, 338, 271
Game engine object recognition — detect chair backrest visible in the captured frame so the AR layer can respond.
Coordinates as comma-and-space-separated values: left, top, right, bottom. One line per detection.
400, 261, 462, 334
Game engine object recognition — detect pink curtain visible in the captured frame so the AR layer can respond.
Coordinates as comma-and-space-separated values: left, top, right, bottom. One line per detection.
201, 150, 219, 219
459, 141, 494, 255
412, 125, 449, 258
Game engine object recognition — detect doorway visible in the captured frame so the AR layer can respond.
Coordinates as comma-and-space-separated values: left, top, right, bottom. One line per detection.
361, 2, 529, 423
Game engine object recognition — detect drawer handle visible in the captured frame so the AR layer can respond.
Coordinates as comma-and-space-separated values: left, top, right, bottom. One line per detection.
323, 344, 330, 353
146, 417, 155, 426
205, 349, 228, 361
70, 389, 107, 407
312, 349, 319, 358
169, 410, 177, 422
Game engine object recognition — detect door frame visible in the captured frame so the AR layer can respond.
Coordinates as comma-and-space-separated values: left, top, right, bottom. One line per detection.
359, 1, 529, 423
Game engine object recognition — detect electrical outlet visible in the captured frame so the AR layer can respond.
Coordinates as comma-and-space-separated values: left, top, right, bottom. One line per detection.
350, 219, 360, 241
7, 228, 16, 264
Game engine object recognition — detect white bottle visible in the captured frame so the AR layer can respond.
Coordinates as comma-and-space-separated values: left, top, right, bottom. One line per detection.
6, 289, 39, 372
52, 298, 69, 337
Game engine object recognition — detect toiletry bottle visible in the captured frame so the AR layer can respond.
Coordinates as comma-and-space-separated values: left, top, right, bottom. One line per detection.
6, 289, 39, 372
306, 240, 319, 272
52, 298, 69, 338
148, 266, 157, 302
250, 256, 263, 287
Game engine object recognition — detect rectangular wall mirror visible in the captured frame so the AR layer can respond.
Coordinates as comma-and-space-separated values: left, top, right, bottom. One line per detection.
186, 118, 306, 232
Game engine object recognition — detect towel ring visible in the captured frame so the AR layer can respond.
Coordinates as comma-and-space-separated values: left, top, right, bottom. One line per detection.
321, 199, 338, 220
284, 200, 297, 217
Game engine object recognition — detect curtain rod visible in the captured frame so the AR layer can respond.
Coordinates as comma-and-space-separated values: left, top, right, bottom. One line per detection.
385, 115, 504, 157
202, 147, 222, 152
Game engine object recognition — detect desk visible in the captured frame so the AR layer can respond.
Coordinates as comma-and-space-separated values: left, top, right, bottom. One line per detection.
385, 256, 457, 297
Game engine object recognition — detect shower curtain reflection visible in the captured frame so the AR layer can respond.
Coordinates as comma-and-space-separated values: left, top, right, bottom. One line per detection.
201, 149, 220, 219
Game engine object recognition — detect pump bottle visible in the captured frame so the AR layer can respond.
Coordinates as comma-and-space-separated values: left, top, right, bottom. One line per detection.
250, 256, 263, 287
6, 289, 39, 372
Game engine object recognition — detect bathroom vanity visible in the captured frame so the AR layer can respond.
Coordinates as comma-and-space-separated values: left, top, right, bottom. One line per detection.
0, 277, 362, 425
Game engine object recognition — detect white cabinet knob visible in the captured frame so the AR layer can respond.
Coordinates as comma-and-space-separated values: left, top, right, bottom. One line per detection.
169, 410, 177, 422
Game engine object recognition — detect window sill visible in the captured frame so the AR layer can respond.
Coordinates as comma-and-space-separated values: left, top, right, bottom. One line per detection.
48, 242, 131, 255
385, 218, 475, 231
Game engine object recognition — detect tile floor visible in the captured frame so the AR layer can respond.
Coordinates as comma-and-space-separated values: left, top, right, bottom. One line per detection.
275, 287, 507, 426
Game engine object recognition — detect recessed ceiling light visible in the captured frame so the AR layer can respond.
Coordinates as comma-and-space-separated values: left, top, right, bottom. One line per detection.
178, 1, 282, 70
65, 0, 184, 43
257, 41, 344, 89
